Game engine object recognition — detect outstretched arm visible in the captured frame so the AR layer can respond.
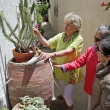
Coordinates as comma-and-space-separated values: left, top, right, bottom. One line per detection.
39, 47, 75, 61
52, 51, 87, 72
63, 52, 87, 72
33, 27, 49, 47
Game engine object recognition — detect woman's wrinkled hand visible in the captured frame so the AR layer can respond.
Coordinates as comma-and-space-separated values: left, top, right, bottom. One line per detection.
33, 27, 41, 37
50, 60, 62, 69
39, 52, 53, 61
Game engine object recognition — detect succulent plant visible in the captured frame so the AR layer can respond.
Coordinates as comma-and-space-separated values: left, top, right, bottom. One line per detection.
12, 96, 50, 110
0, 0, 36, 53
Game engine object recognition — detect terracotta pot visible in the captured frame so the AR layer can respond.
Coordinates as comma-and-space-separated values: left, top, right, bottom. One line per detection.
43, 15, 48, 22
7, 58, 54, 108
12, 49, 35, 63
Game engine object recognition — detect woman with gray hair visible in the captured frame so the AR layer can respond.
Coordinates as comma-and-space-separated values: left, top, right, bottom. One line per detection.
51, 24, 110, 110
33, 12, 84, 110
91, 37, 110, 110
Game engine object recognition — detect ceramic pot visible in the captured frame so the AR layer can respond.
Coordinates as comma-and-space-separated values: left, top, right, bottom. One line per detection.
7, 58, 54, 108
12, 49, 35, 63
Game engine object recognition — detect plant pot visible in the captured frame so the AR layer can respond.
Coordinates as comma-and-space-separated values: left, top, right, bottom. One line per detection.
7, 58, 54, 108
12, 103, 22, 109
12, 48, 35, 63
43, 14, 48, 22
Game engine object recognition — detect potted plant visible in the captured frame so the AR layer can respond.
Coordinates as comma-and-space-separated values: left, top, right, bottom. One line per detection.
36, 3, 49, 22
0, 0, 39, 63
12, 96, 50, 110
36, 12, 44, 35
36, 3, 48, 16
0, 0, 54, 109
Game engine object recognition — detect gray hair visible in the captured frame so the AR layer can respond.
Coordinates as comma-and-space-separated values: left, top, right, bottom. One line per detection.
96, 24, 110, 39
100, 37, 110, 56
64, 12, 82, 31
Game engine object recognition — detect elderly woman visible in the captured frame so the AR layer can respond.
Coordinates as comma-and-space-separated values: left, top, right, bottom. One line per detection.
91, 37, 110, 110
33, 12, 84, 110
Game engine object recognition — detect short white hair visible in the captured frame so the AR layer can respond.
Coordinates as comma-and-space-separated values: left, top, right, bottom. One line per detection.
64, 12, 82, 31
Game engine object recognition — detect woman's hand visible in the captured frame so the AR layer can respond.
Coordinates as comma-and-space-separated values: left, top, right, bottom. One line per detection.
37, 41, 42, 48
33, 27, 41, 37
33, 27, 50, 47
50, 60, 62, 69
39, 52, 54, 61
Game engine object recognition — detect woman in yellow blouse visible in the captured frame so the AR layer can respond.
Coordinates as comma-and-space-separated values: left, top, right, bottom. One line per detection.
33, 12, 84, 110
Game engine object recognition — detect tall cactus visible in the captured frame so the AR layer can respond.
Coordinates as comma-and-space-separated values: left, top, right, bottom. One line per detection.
0, 0, 36, 53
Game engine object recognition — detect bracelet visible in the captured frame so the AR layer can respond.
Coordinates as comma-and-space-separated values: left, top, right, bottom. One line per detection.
53, 53, 56, 57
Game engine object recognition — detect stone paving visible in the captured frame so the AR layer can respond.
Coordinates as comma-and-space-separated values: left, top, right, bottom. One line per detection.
41, 22, 88, 110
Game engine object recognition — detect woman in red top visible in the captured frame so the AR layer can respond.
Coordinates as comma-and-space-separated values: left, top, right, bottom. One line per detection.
52, 25, 110, 110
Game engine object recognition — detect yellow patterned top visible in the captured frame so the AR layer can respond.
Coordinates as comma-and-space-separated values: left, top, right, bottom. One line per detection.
48, 32, 84, 84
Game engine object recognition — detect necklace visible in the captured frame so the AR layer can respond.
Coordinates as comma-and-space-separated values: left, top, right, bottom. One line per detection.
62, 32, 79, 50
63, 36, 71, 42
63, 31, 79, 43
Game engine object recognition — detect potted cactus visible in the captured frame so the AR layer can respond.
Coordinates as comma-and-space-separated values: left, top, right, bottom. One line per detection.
0, 0, 39, 63
0, 1, 54, 109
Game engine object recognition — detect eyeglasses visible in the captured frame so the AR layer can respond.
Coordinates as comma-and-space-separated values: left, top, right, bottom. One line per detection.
94, 36, 101, 42
97, 50, 103, 54
97, 50, 110, 57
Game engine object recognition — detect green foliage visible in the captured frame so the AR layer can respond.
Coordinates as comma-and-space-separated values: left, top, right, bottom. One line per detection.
37, 13, 43, 25
2, 108, 9, 110
0, 0, 36, 53
12, 96, 50, 110
38, 28, 44, 35
105, 2, 110, 11
36, 3, 49, 15
35, 3, 49, 37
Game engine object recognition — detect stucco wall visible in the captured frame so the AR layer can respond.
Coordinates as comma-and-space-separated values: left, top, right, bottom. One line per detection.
0, 0, 19, 107
49, 0, 110, 74
0, 0, 20, 59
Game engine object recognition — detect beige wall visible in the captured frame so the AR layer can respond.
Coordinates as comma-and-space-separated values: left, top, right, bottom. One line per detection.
48, 0, 110, 75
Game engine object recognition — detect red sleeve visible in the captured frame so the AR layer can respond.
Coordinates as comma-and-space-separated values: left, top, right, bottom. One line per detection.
63, 48, 89, 72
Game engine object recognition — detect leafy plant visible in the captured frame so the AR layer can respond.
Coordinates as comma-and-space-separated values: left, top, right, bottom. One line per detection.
36, 3, 49, 16
38, 27, 44, 35
36, 12, 45, 37
36, 12, 43, 25
0, 0, 37, 53
12, 96, 50, 110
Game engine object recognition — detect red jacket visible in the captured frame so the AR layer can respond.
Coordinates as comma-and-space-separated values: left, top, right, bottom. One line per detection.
63, 46, 98, 95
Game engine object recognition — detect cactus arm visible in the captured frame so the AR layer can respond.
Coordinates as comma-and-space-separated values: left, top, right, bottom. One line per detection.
20, 23, 28, 41
8, 24, 18, 37
0, 17, 21, 47
0, 0, 37, 53
30, 2, 35, 15
24, 0, 28, 24
0, 13, 17, 39
24, 0, 28, 8
20, 23, 30, 51
0, 12, 27, 50
23, 7, 35, 49
19, 0, 25, 36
